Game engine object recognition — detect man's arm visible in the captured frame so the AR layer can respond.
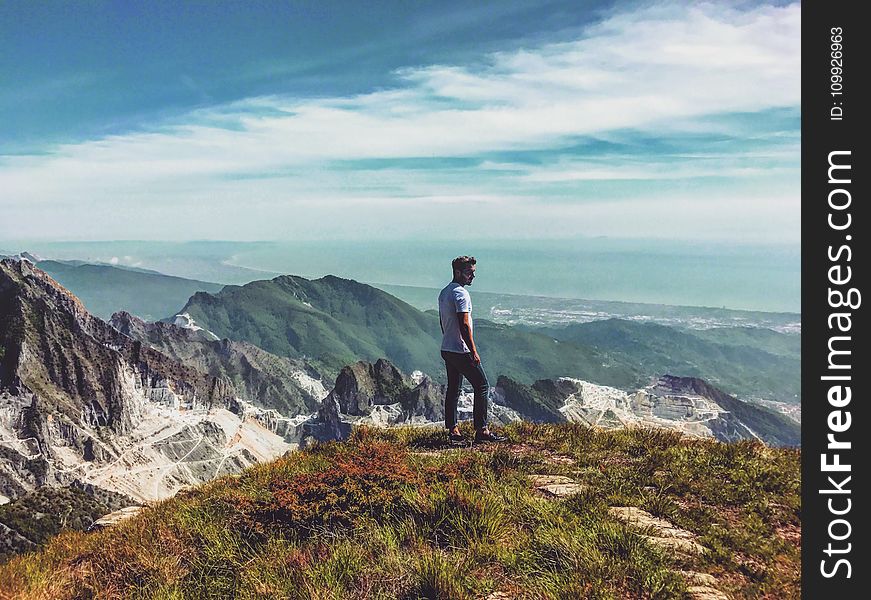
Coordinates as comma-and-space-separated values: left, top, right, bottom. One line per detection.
458, 312, 480, 364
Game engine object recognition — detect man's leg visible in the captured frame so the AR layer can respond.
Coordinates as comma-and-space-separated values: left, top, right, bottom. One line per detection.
454, 353, 489, 431
442, 351, 462, 431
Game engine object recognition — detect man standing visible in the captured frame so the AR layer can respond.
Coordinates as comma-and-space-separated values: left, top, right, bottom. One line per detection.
438, 256, 505, 443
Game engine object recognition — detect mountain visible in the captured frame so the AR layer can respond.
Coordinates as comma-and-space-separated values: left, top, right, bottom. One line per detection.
178, 275, 641, 388
179, 274, 442, 378
495, 373, 801, 446
0, 259, 233, 435
532, 319, 800, 405
33, 259, 225, 321
650, 374, 801, 446
324, 358, 412, 417
0, 259, 295, 509
178, 275, 801, 416
110, 311, 327, 417
493, 376, 568, 424
303, 356, 800, 447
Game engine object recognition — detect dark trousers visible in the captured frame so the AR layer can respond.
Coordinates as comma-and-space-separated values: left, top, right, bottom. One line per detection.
441, 350, 489, 430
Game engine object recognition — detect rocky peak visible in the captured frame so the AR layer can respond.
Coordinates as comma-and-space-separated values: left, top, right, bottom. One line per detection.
652, 375, 723, 400
399, 375, 445, 422
110, 311, 208, 345
326, 358, 411, 416
1, 260, 236, 435
306, 359, 446, 442
495, 375, 567, 423
1, 259, 90, 330
109, 311, 149, 340
112, 311, 327, 416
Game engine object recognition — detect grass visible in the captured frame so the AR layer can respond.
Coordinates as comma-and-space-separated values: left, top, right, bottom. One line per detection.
0, 422, 800, 599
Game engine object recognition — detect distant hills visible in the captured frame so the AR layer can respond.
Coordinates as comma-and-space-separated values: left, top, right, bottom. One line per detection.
179, 274, 641, 389
1, 254, 801, 407
181, 273, 799, 407
530, 319, 800, 404
35, 259, 224, 321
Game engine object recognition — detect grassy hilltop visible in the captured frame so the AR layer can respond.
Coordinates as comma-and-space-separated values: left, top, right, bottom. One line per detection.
0, 423, 800, 599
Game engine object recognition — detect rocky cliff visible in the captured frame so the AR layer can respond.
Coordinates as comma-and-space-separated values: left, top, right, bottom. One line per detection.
496, 373, 801, 446
0, 259, 290, 505
110, 311, 327, 417
0, 260, 235, 433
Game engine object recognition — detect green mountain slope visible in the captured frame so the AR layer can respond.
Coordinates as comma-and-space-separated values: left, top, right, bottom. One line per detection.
179, 275, 641, 388
535, 319, 800, 404
37, 260, 224, 321
180, 275, 442, 378
689, 325, 800, 358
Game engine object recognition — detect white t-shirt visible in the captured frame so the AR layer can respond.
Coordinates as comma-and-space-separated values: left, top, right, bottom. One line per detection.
438, 282, 472, 353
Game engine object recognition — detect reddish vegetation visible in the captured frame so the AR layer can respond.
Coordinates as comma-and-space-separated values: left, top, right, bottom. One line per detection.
232, 442, 423, 535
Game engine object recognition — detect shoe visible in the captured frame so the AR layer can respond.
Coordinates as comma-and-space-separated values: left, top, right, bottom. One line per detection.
474, 430, 507, 443
449, 431, 466, 443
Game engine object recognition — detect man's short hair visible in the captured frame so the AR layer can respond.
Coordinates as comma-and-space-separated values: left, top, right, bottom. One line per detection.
452, 255, 476, 273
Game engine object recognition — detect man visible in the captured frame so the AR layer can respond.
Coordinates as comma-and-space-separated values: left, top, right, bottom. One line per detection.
438, 256, 505, 443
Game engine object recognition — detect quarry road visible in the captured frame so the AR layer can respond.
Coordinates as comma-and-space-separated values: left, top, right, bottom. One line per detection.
213, 447, 244, 480
0, 437, 41, 460
153, 434, 205, 500
86, 423, 190, 484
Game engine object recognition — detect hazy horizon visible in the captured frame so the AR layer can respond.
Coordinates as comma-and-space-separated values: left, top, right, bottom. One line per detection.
1, 238, 801, 314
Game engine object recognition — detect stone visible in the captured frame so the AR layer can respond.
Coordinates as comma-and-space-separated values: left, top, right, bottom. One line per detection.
687, 585, 731, 600
529, 474, 589, 497
90, 505, 143, 530
609, 506, 708, 556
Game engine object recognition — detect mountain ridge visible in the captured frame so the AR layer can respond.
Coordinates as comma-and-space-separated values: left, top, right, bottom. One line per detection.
0, 259, 292, 509
177, 274, 642, 389
110, 311, 327, 417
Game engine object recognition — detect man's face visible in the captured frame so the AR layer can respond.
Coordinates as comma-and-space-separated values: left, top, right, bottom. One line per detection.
459, 264, 476, 285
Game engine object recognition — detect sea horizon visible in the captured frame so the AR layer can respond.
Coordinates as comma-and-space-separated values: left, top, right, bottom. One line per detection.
2, 237, 800, 314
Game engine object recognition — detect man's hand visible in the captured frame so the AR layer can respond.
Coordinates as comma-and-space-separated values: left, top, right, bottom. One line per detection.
458, 312, 479, 364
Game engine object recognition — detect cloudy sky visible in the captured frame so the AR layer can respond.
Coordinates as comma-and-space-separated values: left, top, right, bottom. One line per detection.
1, 0, 800, 243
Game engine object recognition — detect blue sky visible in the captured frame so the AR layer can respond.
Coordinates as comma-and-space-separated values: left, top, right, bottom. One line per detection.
1, 0, 800, 243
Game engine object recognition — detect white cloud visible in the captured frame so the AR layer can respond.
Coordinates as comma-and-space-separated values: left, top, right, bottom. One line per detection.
0, 2, 800, 241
